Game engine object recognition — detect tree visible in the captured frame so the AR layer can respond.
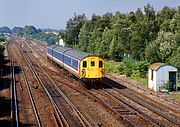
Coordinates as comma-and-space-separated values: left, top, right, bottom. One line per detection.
77, 21, 90, 52
158, 31, 176, 61
12, 27, 24, 35
0, 26, 11, 34
145, 40, 161, 63
64, 14, 87, 47
170, 13, 180, 33
24, 25, 38, 36
145, 31, 176, 63
135, 8, 144, 21
100, 28, 113, 58
144, 3, 156, 21
169, 46, 180, 70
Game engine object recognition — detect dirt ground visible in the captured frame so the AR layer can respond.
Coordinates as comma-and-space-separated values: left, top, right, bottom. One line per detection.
0, 49, 11, 127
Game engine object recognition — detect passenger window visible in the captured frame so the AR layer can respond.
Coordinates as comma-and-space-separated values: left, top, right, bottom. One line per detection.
83, 61, 87, 68
91, 61, 95, 66
99, 61, 103, 68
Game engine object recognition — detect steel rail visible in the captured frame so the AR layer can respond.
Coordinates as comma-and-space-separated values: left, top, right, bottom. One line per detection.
19, 46, 69, 127
19, 60, 42, 127
103, 78, 180, 127
11, 41, 43, 127
7, 42, 19, 127
99, 88, 164, 127
26, 49, 96, 127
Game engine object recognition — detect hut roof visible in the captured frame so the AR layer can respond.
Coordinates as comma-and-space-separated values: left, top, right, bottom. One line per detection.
149, 62, 166, 71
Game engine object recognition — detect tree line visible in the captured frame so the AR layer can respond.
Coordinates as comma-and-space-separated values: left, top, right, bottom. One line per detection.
62, 4, 180, 70
0, 26, 59, 44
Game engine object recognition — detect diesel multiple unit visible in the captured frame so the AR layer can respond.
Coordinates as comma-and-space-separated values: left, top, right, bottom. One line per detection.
46, 45, 105, 83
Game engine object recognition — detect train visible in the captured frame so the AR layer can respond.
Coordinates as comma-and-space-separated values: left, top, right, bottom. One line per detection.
46, 45, 105, 83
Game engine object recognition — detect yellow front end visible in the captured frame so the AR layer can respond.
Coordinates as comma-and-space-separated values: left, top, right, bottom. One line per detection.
80, 56, 104, 81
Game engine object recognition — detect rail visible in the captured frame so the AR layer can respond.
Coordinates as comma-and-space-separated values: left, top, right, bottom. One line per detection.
7, 42, 19, 127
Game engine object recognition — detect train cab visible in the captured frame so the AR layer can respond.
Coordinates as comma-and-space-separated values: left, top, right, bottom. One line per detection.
80, 56, 104, 82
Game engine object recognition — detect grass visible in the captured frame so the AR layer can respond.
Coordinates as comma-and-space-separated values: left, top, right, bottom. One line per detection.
170, 92, 180, 100
169, 81, 180, 100
132, 77, 148, 85
105, 60, 148, 85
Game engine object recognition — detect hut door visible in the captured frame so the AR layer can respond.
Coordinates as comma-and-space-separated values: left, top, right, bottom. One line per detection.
169, 72, 176, 91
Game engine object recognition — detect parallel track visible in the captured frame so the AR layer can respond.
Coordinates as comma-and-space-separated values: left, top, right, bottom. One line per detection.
12, 36, 180, 127
103, 78, 180, 127
14, 39, 97, 127
7, 42, 19, 127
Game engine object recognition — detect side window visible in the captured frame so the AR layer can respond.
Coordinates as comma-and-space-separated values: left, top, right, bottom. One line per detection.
91, 61, 95, 66
99, 61, 103, 68
83, 61, 87, 68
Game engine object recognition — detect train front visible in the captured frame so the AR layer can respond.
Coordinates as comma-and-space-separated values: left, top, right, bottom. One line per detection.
80, 56, 105, 83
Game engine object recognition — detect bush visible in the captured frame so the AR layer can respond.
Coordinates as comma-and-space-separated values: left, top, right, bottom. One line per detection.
106, 60, 124, 74
163, 81, 174, 92
106, 58, 150, 82
123, 57, 135, 77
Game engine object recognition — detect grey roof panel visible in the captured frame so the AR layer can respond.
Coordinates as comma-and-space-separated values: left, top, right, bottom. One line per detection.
47, 44, 58, 50
64, 49, 89, 60
47, 45, 89, 60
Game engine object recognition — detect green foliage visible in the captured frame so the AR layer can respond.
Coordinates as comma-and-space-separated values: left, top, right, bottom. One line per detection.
106, 59, 150, 84
64, 14, 87, 47
123, 57, 136, 76
145, 40, 161, 63
12, 27, 24, 35
106, 60, 124, 74
163, 81, 174, 92
0, 44, 4, 60
145, 31, 177, 63
63, 4, 180, 80
20, 25, 58, 44
24, 25, 39, 36
168, 46, 180, 70
0, 35, 5, 42
33, 32, 57, 44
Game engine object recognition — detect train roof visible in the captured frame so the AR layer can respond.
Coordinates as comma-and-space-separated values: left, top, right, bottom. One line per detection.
47, 44, 89, 60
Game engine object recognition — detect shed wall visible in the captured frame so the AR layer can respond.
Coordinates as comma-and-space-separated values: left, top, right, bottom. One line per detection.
148, 64, 178, 91
156, 65, 177, 91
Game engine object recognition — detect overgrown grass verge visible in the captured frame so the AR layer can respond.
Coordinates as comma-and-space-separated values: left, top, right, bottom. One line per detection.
105, 60, 149, 85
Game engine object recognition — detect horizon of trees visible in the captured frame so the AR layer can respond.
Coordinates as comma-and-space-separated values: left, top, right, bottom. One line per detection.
0, 4, 179, 70
62, 4, 180, 70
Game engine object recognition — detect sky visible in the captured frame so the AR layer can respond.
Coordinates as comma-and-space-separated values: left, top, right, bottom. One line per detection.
0, 0, 179, 30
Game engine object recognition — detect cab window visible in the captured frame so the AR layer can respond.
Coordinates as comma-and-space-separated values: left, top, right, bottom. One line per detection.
99, 61, 103, 68
91, 61, 95, 66
83, 61, 87, 68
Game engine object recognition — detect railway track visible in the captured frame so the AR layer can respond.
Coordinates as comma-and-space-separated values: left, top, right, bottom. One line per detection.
11, 36, 180, 127
8, 41, 43, 126
13, 39, 98, 127
26, 36, 180, 114
103, 78, 180, 127
8, 40, 61, 126
53, 77, 163, 126
7, 42, 19, 127
23, 37, 179, 126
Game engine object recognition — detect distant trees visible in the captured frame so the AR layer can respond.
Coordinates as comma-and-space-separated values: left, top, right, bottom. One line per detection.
0, 25, 59, 44
0, 26, 11, 34
23, 25, 58, 44
12, 27, 24, 35
24, 25, 39, 36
